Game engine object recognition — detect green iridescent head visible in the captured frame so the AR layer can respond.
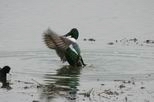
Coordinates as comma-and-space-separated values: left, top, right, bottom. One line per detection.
65, 28, 79, 40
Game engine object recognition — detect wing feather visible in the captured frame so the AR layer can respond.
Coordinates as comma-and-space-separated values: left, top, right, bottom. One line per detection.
43, 29, 72, 62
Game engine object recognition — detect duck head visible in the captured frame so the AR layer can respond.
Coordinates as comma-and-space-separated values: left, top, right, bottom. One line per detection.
64, 28, 79, 40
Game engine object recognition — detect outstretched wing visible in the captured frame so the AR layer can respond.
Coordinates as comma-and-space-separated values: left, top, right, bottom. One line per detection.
43, 29, 72, 62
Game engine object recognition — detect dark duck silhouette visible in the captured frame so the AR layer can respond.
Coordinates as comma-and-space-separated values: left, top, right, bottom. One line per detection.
0, 66, 11, 88
43, 28, 86, 67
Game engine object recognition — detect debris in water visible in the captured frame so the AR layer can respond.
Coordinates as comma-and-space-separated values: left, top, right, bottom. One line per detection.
32, 100, 39, 102
31, 79, 43, 88
88, 38, 95, 41
119, 84, 125, 89
108, 42, 114, 45
140, 87, 145, 89
83, 38, 96, 42
79, 88, 93, 97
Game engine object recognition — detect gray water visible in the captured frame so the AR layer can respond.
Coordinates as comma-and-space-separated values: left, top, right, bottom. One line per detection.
0, 0, 154, 102
0, 41, 154, 101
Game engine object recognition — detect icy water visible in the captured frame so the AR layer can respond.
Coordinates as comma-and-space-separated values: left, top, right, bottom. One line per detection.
0, 0, 154, 102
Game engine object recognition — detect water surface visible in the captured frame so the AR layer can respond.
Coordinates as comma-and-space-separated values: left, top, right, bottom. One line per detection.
0, 0, 154, 101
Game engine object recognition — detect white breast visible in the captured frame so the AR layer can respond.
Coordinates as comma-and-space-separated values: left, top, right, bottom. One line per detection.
67, 37, 76, 43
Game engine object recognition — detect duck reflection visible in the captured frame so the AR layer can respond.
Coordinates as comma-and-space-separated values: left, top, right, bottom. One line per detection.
41, 65, 82, 101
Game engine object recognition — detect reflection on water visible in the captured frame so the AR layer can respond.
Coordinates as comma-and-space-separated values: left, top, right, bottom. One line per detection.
0, 45, 154, 102
41, 65, 82, 101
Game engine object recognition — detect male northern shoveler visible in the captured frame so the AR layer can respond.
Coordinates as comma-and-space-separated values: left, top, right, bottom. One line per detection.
43, 28, 86, 67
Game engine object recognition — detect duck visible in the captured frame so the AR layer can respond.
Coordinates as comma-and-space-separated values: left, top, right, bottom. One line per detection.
0, 66, 11, 88
43, 28, 86, 67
